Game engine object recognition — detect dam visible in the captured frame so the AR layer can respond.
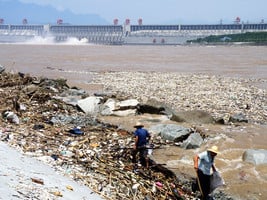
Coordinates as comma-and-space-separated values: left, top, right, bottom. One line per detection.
0, 22, 267, 45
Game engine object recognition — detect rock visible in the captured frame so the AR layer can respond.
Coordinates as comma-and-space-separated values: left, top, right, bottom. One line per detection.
149, 124, 191, 142
181, 132, 203, 149
171, 110, 215, 124
242, 149, 267, 165
138, 98, 174, 116
100, 98, 139, 116
116, 99, 139, 108
229, 113, 248, 123
112, 109, 137, 117
77, 96, 103, 114
100, 98, 116, 115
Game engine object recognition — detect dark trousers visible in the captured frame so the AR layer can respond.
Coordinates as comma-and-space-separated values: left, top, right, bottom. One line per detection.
197, 169, 211, 200
132, 146, 148, 167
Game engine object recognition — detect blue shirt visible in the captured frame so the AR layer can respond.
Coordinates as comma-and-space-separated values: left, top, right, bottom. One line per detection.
134, 128, 150, 147
198, 151, 214, 175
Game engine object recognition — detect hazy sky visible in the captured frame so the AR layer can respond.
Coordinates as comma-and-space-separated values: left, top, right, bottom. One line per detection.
19, 0, 267, 24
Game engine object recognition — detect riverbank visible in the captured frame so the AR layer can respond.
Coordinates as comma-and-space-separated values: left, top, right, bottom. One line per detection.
187, 32, 267, 45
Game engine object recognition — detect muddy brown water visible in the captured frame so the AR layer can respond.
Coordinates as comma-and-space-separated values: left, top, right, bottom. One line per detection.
0, 43, 266, 199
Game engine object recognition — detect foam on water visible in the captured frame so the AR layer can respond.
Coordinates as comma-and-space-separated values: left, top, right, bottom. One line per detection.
64, 37, 89, 45
24, 36, 56, 45
23, 36, 92, 45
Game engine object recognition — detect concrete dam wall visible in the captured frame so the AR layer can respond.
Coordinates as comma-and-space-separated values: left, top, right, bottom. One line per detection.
0, 23, 267, 45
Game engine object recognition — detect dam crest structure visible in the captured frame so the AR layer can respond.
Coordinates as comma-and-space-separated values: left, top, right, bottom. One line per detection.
0, 22, 267, 45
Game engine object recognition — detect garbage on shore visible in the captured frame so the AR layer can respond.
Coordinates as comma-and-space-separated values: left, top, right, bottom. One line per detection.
0, 71, 196, 199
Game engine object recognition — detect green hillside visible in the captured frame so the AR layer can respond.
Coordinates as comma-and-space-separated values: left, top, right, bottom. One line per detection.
187, 32, 267, 44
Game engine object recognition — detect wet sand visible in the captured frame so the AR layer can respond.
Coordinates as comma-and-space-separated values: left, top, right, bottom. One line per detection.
0, 44, 267, 199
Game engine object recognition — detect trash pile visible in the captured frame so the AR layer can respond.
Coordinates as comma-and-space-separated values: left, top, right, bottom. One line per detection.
0, 71, 195, 200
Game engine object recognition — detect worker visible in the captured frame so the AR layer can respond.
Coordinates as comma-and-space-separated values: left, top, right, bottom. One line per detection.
193, 146, 219, 200
132, 122, 151, 168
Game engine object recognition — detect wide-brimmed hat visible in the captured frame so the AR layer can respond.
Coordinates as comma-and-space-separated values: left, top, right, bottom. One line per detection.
208, 146, 219, 154
134, 122, 144, 128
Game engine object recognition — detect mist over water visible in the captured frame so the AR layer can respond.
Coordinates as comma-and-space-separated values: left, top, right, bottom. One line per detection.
24, 36, 56, 45
24, 36, 90, 45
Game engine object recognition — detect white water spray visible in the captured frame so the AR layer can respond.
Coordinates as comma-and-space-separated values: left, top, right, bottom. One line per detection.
24, 36, 92, 45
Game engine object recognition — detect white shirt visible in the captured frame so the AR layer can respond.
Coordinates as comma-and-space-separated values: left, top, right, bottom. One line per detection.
198, 151, 214, 175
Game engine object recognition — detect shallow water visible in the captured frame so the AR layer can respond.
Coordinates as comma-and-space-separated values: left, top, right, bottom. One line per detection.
99, 114, 267, 200
0, 43, 267, 199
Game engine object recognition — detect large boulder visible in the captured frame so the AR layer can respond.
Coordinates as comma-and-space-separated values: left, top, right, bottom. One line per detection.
100, 98, 139, 117
101, 98, 116, 115
171, 110, 215, 124
242, 149, 267, 165
77, 96, 103, 114
181, 132, 203, 149
138, 98, 174, 116
149, 124, 191, 142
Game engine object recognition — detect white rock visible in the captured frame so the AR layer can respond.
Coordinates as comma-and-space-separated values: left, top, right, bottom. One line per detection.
77, 96, 102, 114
